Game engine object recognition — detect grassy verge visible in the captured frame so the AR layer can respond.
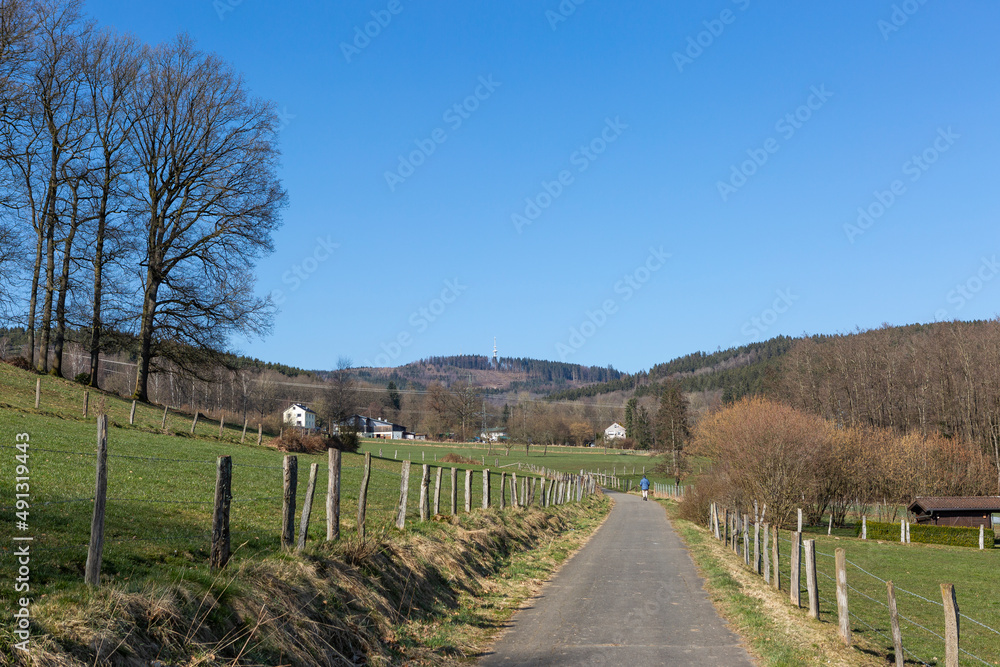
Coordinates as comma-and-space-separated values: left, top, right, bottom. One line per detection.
661, 500, 885, 667
0, 494, 610, 665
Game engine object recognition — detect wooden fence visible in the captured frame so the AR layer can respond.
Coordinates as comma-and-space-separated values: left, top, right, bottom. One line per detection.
708, 500, 998, 667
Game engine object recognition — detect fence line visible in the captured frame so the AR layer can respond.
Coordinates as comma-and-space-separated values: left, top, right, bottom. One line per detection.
710, 500, 997, 665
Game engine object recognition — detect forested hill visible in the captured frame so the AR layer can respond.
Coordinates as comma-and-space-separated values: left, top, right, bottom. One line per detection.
354, 355, 624, 393
545, 336, 794, 402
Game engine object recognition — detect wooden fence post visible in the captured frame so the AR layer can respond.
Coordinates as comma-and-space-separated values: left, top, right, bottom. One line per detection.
790, 531, 802, 607
282, 456, 298, 549
887, 581, 904, 667
257, 423, 262, 446
772, 527, 781, 590
500, 471, 507, 509
901, 518, 906, 543
450, 467, 458, 515
941, 583, 960, 667
835, 548, 851, 646
83, 390, 89, 417
218, 414, 225, 438
433, 466, 443, 516
161, 405, 168, 430
539, 477, 546, 508
464, 469, 472, 513
805, 539, 819, 620
511, 473, 519, 508
396, 461, 411, 529
828, 515, 833, 535
128, 400, 136, 425
419, 464, 430, 521
358, 452, 371, 539
797, 508, 802, 532
743, 515, 751, 566
210, 455, 232, 570
979, 525, 985, 550
482, 469, 490, 509
862, 515, 867, 540
85, 415, 109, 586
327, 448, 341, 541
191, 411, 199, 435
296, 463, 319, 552
241, 418, 248, 444
34, 377, 40, 409
754, 520, 761, 574
763, 523, 771, 584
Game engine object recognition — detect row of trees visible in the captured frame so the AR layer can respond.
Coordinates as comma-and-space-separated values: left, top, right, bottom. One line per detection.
0, 0, 285, 400
780, 320, 1000, 492
686, 397, 997, 528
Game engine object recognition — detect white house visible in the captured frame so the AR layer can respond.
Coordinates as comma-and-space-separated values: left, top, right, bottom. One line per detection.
604, 422, 626, 440
283, 403, 317, 429
480, 427, 508, 442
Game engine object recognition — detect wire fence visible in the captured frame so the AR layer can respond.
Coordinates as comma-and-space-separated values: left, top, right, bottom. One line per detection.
0, 442, 594, 594
706, 502, 1000, 666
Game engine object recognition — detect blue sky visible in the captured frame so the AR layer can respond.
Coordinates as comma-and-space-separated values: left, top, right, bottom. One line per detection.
86, 1, 1000, 373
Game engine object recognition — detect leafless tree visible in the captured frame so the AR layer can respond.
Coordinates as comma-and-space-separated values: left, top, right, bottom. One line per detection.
129, 35, 286, 401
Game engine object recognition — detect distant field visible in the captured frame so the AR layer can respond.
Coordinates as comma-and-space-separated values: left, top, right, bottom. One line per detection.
0, 363, 641, 611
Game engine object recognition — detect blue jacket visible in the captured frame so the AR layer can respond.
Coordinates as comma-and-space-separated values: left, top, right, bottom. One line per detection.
639, 477, 650, 490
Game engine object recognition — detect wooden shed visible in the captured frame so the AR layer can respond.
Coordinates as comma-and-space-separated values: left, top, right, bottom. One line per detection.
908, 496, 1000, 529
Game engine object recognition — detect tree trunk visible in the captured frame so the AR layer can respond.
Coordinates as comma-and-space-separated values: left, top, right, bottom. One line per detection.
89, 202, 107, 387
52, 186, 82, 378
133, 272, 160, 402
36, 205, 57, 373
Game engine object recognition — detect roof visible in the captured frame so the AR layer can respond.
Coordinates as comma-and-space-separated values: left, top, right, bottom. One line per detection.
286, 403, 316, 414
606, 422, 624, 429
908, 496, 1000, 513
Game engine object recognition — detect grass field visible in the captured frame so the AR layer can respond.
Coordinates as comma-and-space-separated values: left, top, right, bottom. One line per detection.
0, 363, 626, 613
683, 504, 1000, 666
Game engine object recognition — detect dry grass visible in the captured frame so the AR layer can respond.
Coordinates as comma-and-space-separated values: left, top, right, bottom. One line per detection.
3, 497, 611, 666
439, 453, 478, 465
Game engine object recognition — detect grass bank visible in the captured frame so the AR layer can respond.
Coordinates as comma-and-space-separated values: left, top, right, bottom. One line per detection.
661, 499, 1000, 666
0, 494, 610, 665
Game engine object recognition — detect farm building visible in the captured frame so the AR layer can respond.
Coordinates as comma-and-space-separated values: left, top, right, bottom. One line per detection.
340, 415, 407, 439
282, 403, 317, 429
907, 496, 1000, 529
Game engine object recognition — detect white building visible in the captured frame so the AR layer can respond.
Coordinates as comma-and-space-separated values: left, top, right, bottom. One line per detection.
604, 422, 626, 440
283, 403, 317, 429
480, 427, 508, 442
342, 415, 406, 439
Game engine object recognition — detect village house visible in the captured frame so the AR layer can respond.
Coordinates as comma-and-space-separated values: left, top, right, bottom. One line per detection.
282, 403, 316, 429
604, 422, 626, 440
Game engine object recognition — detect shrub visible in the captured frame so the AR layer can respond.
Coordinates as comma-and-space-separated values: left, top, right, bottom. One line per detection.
3, 356, 32, 371
441, 453, 478, 465
75, 372, 91, 385
270, 430, 329, 455
858, 520, 992, 548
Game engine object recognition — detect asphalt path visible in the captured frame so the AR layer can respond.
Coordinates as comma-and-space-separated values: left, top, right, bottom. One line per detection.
479, 490, 755, 666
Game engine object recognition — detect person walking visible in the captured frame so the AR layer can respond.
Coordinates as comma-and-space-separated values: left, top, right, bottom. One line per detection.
639, 474, 650, 501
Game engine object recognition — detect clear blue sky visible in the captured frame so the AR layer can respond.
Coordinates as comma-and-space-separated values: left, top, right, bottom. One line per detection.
86, 0, 1000, 373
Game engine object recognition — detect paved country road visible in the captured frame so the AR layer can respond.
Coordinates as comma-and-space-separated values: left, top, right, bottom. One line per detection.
479, 490, 755, 666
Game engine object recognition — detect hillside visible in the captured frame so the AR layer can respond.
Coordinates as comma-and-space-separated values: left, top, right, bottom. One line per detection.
545, 337, 794, 403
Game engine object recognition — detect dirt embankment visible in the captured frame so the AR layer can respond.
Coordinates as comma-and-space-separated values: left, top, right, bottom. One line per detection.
5, 498, 609, 667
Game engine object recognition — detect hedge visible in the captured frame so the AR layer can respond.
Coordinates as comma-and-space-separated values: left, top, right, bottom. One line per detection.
857, 520, 994, 548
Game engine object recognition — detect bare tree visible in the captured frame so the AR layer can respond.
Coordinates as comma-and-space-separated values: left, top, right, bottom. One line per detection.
322, 357, 357, 426
129, 35, 286, 401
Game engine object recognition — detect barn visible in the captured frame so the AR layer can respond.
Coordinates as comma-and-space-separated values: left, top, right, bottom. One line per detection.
908, 496, 1000, 529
